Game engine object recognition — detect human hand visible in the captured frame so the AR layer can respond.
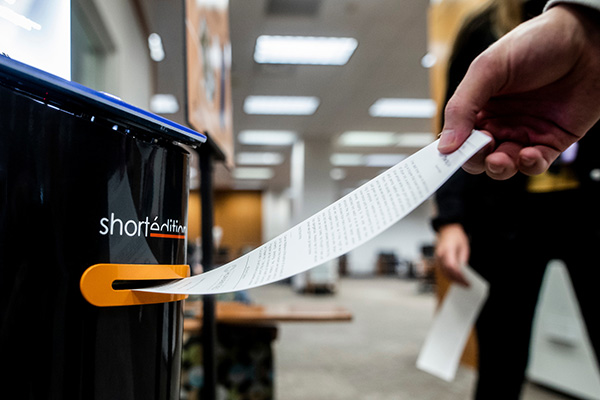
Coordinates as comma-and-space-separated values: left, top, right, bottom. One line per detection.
438, 5, 600, 180
434, 223, 470, 286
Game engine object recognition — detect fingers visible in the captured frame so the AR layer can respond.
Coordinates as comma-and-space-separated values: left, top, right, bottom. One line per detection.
483, 141, 521, 180
480, 145, 557, 178
517, 146, 555, 176
460, 138, 560, 179
435, 226, 471, 287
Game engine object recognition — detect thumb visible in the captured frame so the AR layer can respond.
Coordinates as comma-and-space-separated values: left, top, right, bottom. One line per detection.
438, 50, 506, 153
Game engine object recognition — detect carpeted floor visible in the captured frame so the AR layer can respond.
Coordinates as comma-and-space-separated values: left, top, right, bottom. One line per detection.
247, 277, 577, 400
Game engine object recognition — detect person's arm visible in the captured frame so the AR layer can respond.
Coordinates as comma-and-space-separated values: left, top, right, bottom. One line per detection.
438, 4, 600, 180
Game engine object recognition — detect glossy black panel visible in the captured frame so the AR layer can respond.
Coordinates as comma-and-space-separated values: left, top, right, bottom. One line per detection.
0, 81, 189, 399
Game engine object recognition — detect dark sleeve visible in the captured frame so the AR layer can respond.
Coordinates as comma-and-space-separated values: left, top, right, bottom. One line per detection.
431, 10, 497, 232
442, 8, 497, 120
432, 169, 469, 231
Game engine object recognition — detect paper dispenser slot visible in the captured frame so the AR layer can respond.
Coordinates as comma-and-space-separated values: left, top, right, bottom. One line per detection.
80, 263, 190, 307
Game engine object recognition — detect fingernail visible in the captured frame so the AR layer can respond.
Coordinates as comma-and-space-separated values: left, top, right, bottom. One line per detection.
521, 156, 535, 167
488, 163, 505, 175
438, 130, 455, 150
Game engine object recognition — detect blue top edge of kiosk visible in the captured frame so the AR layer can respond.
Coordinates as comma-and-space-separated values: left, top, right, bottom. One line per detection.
0, 55, 207, 145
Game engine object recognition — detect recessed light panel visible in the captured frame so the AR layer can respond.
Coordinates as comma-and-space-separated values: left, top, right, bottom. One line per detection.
364, 154, 407, 167
148, 33, 165, 62
233, 167, 274, 180
369, 98, 437, 118
243, 95, 319, 115
236, 152, 284, 165
338, 131, 434, 148
238, 130, 297, 146
150, 94, 179, 114
330, 168, 346, 181
420, 52, 437, 68
254, 35, 358, 65
337, 131, 397, 147
330, 153, 364, 166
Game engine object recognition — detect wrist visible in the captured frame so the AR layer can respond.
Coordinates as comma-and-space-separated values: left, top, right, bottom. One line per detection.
437, 223, 465, 237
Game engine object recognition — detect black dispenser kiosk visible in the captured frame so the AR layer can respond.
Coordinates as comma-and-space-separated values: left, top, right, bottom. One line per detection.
0, 56, 206, 399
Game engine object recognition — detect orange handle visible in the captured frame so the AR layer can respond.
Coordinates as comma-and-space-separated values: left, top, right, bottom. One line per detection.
80, 263, 189, 307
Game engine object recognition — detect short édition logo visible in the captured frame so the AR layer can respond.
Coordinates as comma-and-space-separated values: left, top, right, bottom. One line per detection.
99, 213, 186, 239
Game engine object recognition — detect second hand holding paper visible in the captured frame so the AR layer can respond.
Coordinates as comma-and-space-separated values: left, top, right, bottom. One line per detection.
416, 266, 489, 381
138, 130, 491, 295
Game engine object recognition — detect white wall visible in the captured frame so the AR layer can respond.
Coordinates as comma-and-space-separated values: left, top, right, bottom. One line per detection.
91, 0, 153, 109
262, 189, 437, 276
346, 198, 436, 275
262, 189, 292, 242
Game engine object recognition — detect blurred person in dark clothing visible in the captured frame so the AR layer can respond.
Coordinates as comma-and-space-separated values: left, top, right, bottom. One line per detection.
433, 1, 600, 398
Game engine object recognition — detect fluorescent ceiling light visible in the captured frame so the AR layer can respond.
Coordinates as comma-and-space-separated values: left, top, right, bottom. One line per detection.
338, 131, 434, 148
254, 35, 358, 65
236, 152, 284, 165
0, 5, 41, 31
369, 98, 437, 118
238, 130, 297, 146
330, 168, 346, 181
397, 132, 435, 147
150, 94, 179, 114
421, 52, 437, 68
148, 33, 165, 62
330, 153, 364, 166
244, 95, 319, 115
233, 167, 274, 180
337, 131, 397, 147
364, 154, 407, 167
331, 152, 407, 167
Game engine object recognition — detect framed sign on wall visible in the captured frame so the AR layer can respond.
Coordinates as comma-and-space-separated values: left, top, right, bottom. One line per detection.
185, 0, 234, 166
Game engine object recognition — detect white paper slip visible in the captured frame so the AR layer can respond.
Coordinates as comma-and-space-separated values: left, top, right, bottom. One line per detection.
416, 266, 489, 381
137, 130, 491, 295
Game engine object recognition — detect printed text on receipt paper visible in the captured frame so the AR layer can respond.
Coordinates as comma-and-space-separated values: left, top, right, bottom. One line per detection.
137, 130, 491, 295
